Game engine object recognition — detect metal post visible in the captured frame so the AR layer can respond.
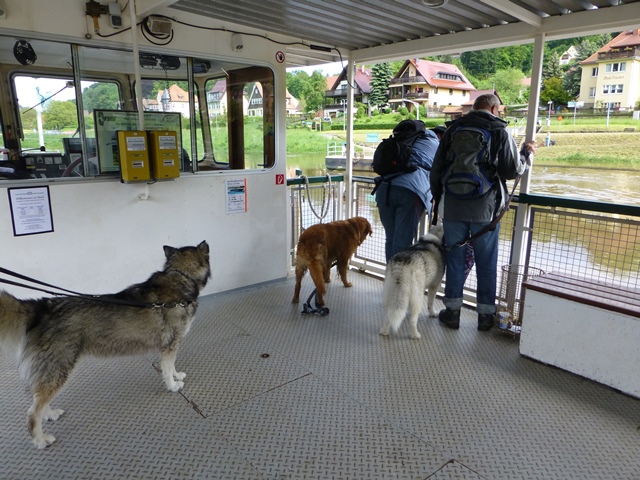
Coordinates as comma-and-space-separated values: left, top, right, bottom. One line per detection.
510, 32, 545, 270
606, 87, 612, 128
402, 98, 420, 120
546, 100, 552, 146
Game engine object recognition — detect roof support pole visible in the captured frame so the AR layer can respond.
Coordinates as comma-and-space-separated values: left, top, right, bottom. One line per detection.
345, 52, 355, 219
130, 0, 145, 129
510, 32, 545, 268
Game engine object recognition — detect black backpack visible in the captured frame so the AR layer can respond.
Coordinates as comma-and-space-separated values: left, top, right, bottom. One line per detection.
372, 120, 426, 176
442, 125, 497, 198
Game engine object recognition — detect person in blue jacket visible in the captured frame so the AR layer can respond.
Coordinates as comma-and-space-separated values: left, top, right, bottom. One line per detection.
374, 119, 439, 262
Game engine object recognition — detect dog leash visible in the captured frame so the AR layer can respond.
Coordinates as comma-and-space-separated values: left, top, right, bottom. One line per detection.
301, 288, 329, 316
0, 266, 191, 309
437, 176, 520, 252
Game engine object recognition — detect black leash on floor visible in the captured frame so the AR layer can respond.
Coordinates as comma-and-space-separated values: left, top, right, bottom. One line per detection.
301, 288, 329, 316
0, 266, 190, 309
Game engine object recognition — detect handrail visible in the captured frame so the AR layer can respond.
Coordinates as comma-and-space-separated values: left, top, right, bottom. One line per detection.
518, 193, 640, 218
286, 174, 344, 186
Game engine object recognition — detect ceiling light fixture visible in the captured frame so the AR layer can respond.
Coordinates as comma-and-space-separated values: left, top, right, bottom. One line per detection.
422, 0, 448, 7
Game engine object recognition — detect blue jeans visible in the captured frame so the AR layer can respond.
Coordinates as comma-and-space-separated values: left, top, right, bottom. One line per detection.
442, 220, 500, 315
376, 185, 425, 262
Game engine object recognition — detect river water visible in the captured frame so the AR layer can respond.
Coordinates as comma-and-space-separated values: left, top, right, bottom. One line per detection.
287, 153, 640, 206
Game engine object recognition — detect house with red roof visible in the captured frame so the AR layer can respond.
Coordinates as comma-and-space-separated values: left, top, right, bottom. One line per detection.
156, 84, 195, 117
389, 59, 476, 116
578, 29, 640, 111
442, 90, 506, 120
323, 66, 372, 119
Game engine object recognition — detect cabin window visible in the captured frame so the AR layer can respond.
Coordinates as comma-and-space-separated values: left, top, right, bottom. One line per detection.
200, 66, 275, 171
5, 40, 124, 179
13, 72, 121, 177
0, 34, 275, 182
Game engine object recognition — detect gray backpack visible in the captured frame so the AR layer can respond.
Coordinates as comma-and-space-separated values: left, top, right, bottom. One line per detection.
443, 126, 496, 198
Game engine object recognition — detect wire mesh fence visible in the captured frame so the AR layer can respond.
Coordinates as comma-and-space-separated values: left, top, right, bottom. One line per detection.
526, 207, 640, 290
289, 175, 640, 308
289, 179, 343, 267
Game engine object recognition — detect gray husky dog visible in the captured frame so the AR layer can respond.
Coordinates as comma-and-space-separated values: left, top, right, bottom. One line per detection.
379, 225, 445, 339
0, 241, 210, 449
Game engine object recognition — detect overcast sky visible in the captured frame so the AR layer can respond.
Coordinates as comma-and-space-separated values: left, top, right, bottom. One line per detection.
287, 61, 344, 76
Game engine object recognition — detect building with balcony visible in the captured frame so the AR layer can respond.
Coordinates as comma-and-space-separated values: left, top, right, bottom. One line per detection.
324, 66, 372, 118
578, 29, 640, 110
441, 90, 506, 121
206, 79, 227, 118
155, 84, 194, 117
560, 46, 579, 65
389, 59, 475, 115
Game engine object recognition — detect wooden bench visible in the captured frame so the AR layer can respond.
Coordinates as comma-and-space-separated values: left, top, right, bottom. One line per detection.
519, 273, 640, 399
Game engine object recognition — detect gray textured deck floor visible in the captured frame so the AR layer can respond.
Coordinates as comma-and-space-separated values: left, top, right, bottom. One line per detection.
2, 271, 640, 479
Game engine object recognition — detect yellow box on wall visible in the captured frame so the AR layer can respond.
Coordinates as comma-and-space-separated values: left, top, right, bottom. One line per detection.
117, 130, 150, 182
148, 130, 180, 179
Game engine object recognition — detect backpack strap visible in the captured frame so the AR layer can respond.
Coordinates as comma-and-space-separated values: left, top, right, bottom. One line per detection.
446, 175, 520, 251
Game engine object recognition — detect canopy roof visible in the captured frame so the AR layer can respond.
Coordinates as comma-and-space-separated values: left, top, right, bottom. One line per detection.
163, 0, 640, 67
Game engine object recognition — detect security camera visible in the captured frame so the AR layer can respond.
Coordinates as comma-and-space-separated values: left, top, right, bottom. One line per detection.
231, 33, 244, 52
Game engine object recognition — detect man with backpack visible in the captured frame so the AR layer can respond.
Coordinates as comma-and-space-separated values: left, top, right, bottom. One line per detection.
430, 93, 536, 331
373, 119, 440, 262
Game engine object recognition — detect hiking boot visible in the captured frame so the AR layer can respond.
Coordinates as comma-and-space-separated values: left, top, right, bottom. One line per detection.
478, 313, 495, 331
439, 308, 460, 330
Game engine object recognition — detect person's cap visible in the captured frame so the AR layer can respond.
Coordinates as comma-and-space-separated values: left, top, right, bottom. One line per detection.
430, 126, 446, 135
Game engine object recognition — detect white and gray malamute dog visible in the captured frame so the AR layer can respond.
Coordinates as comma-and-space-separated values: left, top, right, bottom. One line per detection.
0, 241, 210, 449
379, 225, 445, 339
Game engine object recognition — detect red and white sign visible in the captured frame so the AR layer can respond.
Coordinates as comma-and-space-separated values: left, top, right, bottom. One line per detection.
275, 51, 285, 63
275, 174, 285, 185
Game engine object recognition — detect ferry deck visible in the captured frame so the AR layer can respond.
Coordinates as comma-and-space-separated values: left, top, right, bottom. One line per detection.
2, 1, 640, 478
2, 273, 639, 479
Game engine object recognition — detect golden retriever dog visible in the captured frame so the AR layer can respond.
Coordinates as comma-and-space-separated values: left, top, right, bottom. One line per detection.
292, 217, 372, 308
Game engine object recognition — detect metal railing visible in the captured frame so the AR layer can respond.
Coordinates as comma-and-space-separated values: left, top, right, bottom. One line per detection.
288, 174, 640, 300
288, 174, 344, 267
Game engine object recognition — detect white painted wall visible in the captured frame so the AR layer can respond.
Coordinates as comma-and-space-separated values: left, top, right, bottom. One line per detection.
0, 0, 290, 298
520, 290, 640, 399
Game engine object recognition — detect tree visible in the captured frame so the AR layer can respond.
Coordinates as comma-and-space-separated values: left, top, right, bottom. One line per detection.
286, 70, 312, 100
20, 107, 37, 131
460, 50, 499, 79
540, 77, 571, 106
43, 100, 78, 130
369, 63, 392, 109
304, 71, 328, 113
476, 68, 526, 105
387, 60, 404, 76
563, 65, 582, 101
542, 51, 564, 80
82, 82, 120, 113
285, 70, 327, 113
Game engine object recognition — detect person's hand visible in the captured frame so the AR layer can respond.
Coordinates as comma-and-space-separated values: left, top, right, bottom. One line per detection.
524, 141, 537, 155
521, 141, 537, 166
